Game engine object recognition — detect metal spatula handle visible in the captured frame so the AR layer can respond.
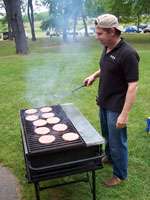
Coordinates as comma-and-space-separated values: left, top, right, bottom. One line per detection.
71, 83, 87, 93
55, 83, 87, 98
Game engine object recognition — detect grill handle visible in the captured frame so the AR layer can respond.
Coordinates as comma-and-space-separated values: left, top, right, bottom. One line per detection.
28, 154, 104, 172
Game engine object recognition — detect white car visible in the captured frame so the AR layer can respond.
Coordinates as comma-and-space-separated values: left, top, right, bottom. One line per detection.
79, 27, 95, 35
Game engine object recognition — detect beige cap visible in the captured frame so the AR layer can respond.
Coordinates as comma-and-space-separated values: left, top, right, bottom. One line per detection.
95, 14, 124, 32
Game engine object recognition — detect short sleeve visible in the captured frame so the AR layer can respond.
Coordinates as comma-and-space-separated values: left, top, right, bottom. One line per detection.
121, 53, 139, 82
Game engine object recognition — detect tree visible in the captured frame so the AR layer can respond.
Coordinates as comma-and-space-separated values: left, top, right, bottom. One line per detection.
41, 0, 72, 42
3, 0, 28, 54
133, 0, 150, 28
28, 0, 36, 41
84, 0, 105, 17
93, 0, 150, 26
101, 0, 133, 23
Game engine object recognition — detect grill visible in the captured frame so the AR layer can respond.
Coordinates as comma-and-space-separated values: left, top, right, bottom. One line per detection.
20, 103, 104, 200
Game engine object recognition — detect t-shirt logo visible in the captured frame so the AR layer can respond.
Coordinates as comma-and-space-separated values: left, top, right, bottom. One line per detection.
110, 55, 116, 60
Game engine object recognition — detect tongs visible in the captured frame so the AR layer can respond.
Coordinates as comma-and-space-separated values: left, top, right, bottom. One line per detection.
55, 83, 87, 98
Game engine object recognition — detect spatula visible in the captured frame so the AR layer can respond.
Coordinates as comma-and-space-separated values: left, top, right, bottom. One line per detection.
55, 83, 87, 98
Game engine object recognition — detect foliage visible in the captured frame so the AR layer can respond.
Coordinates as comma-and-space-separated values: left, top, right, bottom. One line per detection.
22, 12, 49, 23
84, 0, 105, 17
84, 0, 150, 25
40, 0, 76, 31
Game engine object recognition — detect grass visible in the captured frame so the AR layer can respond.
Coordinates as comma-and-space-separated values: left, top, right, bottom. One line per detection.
0, 33, 150, 200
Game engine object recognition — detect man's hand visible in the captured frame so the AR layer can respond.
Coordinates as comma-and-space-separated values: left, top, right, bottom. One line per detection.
116, 113, 128, 129
116, 81, 138, 129
83, 75, 95, 86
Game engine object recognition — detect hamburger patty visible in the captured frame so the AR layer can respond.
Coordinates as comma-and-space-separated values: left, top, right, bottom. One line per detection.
42, 112, 55, 119
62, 132, 79, 141
38, 135, 55, 144
25, 115, 38, 121
25, 108, 37, 114
47, 117, 60, 124
40, 107, 52, 113
34, 127, 50, 135
33, 119, 47, 127
53, 124, 68, 132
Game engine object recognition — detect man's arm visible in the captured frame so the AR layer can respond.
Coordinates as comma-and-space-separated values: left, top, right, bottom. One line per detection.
116, 81, 138, 129
83, 69, 101, 86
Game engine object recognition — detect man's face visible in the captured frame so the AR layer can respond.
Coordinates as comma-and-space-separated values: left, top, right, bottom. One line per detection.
96, 28, 111, 46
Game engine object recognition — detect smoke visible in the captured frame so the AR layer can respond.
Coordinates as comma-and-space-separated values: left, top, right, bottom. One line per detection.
25, 57, 62, 107
24, 36, 97, 108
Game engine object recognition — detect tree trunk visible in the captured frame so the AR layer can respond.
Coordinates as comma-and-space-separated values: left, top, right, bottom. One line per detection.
63, 6, 68, 42
3, 0, 29, 54
72, 0, 79, 42
6, 14, 13, 40
137, 13, 140, 32
80, 0, 88, 37
28, 0, 36, 41
73, 16, 78, 42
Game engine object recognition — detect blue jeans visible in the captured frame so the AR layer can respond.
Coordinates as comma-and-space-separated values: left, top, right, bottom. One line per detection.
99, 107, 128, 180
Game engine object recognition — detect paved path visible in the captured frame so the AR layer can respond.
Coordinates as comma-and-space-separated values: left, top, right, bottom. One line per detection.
0, 165, 21, 200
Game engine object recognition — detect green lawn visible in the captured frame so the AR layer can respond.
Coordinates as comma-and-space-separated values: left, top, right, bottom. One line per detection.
0, 33, 150, 200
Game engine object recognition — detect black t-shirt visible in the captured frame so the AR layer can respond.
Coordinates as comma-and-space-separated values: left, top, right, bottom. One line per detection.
97, 38, 139, 112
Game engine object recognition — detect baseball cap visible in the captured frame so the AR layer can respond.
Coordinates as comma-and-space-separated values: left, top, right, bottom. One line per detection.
95, 14, 124, 32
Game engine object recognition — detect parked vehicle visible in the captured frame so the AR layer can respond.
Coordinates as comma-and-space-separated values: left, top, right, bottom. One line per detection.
3, 31, 28, 40
143, 25, 150, 33
139, 24, 148, 30
46, 29, 50, 36
3, 31, 9, 40
68, 29, 78, 35
79, 26, 95, 35
50, 31, 60, 37
125, 25, 142, 33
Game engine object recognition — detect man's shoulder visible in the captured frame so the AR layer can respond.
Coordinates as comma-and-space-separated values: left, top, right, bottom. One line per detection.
119, 39, 139, 59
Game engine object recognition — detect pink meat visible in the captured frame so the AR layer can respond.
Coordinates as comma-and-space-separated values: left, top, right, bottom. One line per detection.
53, 124, 68, 132
62, 132, 79, 142
25, 115, 38, 121
25, 108, 37, 114
42, 112, 55, 119
38, 135, 55, 144
40, 107, 52, 113
47, 117, 60, 125
34, 127, 50, 135
33, 119, 47, 127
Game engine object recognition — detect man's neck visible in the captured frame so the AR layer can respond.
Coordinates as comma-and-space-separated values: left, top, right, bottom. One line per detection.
106, 37, 121, 54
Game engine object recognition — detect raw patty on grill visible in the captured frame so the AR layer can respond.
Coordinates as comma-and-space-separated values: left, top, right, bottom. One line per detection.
25, 115, 38, 121
38, 135, 55, 144
62, 132, 79, 141
47, 117, 60, 124
33, 119, 47, 127
35, 127, 50, 135
40, 107, 52, 112
53, 124, 68, 132
25, 108, 37, 114
42, 112, 55, 119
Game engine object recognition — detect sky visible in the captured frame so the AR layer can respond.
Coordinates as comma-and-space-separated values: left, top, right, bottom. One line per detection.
33, 2, 48, 13
0, 1, 48, 15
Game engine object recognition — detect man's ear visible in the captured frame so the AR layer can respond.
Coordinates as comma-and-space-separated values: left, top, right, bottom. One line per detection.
110, 28, 116, 36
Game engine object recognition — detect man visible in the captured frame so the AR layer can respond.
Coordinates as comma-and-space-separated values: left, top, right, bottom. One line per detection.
84, 14, 139, 187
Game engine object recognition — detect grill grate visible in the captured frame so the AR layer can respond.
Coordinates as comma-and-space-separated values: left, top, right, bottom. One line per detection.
20, 105, 85, 155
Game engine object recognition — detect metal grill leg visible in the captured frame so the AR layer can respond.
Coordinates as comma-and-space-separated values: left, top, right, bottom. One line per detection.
92, 171, 96, 200
34, 182, 40, 200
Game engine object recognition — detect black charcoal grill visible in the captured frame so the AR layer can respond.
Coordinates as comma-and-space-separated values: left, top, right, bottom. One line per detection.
20, 103, 104, 200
